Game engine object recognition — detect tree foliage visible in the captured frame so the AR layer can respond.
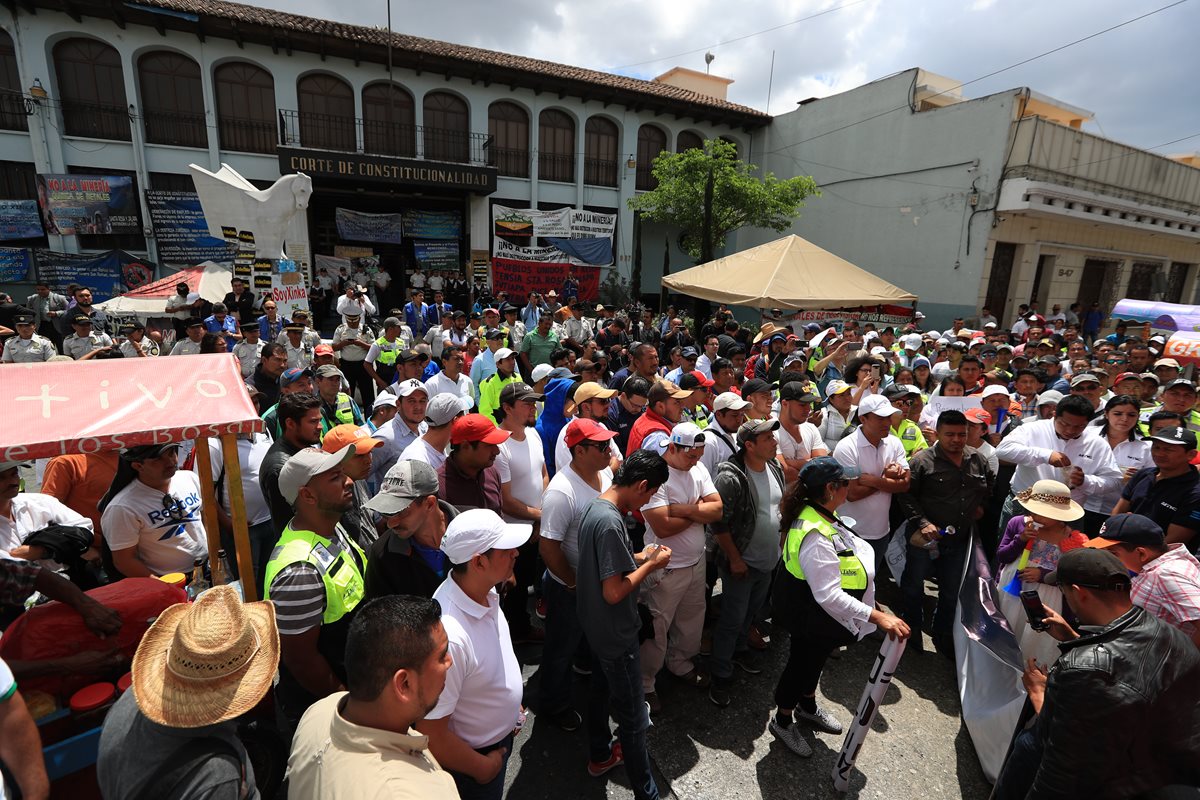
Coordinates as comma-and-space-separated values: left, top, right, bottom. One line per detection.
628, 138, 819, 261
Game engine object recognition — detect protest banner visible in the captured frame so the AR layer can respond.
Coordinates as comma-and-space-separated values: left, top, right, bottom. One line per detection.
402, 209, 462, 240
832, 635, 906, 792
335, 208, 403, 243
0, 247, 32, 282
794, 305, 915, 328
412, 240, 460, 271
492, 205, 616, 265
33, 249, 156, 301
925, 394, 982, 419
0, 200, 44, 240
145, 190, 234, 266
491, 258, 599, 300
35, 174, 140, 235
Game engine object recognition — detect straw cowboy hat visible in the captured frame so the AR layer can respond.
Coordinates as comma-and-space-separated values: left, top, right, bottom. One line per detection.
753, 322, 784, 344
131, 585, 279, 728
1015, 479, 1084, 522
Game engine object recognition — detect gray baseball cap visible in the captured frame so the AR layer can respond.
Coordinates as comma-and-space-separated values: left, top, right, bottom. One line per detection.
364, 460, 441, 516
426, 393, 470, 427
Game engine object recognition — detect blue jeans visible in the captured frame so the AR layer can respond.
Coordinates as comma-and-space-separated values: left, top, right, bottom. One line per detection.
900, 539, 967, 640
539, 570, 584, 713
992, 728, 1041, 800
451, 732, 514, 800
587, 643, 659, 800
711, 562, 773, 680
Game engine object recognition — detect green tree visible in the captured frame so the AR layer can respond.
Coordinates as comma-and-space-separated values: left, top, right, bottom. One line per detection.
629, 138, 819, 263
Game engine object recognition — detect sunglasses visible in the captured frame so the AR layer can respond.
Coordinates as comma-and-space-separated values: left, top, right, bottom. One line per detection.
577, 440, 610, 451
161, 493, 189, 523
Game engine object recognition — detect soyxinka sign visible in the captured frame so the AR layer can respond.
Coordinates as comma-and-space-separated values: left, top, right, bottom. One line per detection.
278, 148, 497, 194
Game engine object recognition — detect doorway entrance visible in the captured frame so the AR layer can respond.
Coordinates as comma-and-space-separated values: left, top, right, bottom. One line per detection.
1076, 259, 1118, 311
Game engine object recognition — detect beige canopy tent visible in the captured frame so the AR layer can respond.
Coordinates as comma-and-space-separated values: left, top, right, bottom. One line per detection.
662, 234, 917, 310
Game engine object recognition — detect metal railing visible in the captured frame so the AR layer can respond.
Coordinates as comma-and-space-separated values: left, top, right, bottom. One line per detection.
60, 99, 131, 141
584, 157, 618, 188
538, 151, 574, 183
0, 90, 29, 132
142, 109, 208, 149
489, 146, 530, 178
217, 115, 276, 154
278, 109, 490, 165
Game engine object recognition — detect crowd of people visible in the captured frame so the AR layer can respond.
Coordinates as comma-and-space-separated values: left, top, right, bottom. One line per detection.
1, 286, 1200, 800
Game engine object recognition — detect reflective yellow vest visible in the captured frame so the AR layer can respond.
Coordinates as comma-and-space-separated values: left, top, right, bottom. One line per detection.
782, 505, 868, 590
264, 524, 366, 624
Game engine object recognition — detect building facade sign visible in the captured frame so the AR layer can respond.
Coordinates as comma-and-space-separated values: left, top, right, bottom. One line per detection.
278, 148, 497, 194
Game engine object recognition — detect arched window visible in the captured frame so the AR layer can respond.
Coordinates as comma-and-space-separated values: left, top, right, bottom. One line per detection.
214, 61, 275, 154
538, 109, 574, 183
488, 101, 529, 178
636, 124, 667, 190
53, 38, 129, 140
297, 73, 355, 151
423, 91, 469, 163
362, 82, 415, 157
584, 117, 619, 187
138, 51, 206, 148
0, 30, 26, 132
676, 130, 704, 153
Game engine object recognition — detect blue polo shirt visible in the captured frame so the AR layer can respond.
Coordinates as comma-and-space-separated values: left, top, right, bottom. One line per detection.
1121, 466, 1200, 553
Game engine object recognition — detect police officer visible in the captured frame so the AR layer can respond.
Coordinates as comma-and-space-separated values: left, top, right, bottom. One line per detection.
769, 457, 909, 759
331, 312, 374, 407
118, 322, 160, 358
61, 313, 114, 360
1, 313, 57, 362
264, 446, 367, 731
364, 316, 411, 391
282, 321, 315, 370
883, 383, 928, 458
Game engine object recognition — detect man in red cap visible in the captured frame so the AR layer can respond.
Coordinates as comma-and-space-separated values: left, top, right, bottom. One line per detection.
439, 414, 510, 513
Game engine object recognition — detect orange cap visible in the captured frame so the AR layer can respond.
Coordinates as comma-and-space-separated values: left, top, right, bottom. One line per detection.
322, 424, 383, 455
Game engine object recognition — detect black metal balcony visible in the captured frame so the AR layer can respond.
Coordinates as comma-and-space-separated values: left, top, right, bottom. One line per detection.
490, 146, 530, 178
60, 99, 131, 141
278, 109, 490, 166
0, 90, 29, 132
143, 109, 208, 149
584, 157, 618, 188
217, 115, 277, 154
538, 152, 574, 183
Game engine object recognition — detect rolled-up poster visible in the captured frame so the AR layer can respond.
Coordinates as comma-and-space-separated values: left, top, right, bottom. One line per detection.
831, 634, 907, 792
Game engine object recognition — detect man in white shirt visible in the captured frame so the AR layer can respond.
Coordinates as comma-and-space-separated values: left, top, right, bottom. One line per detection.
538, 418, 616, 730
424, 345, 475, 408
399, 394, 465, 470
639, 422, 723, 711
701, 392, 751, 478
205, 432, 274, 586
776, 382, 829, 484
99, 443, 208, 578
424, 307, 455, 360
418, 509, 530, 799
0, 460, 93, 580
332, 313, 376, 407
232, 325, 263, 377
336, 285, 376, 324
995, 393, 1123, 535
832, 395, 911, 570
169, 318, 205, 356
695, 335, 720, 380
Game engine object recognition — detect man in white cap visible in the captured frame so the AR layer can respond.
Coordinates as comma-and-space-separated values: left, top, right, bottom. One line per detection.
701, 391, 752, 478
370, 379, 429, 489
639, 422, 723, 712
363, 460, 457, 601
264, 445, 366, 731
478, 347, 522, 424
832, 395, 911, 570
360, 391, 398, 435
417, 508, 531, 800
399, 394, 466, 470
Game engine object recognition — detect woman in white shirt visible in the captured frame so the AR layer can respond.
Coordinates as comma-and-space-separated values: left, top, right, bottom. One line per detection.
767, 457, 910, 759
1082, 395, 1150, 537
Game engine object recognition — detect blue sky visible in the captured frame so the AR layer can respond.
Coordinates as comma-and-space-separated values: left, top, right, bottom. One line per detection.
274, 0, 1199, 155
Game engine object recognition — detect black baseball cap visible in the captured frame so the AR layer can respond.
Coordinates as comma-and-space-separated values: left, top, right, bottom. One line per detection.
120, 443, 181, 462
680, 346, 699, 359
1045, 548, 1131, 591
499, 382, 543, 405
882, 383, 919, 400
780, 381, 820, 403
13, 313, 34, 325
484, 328, 506, 341
741, 378, 776, 397
1143, 426, 1198, 449
798, 456, 860, 490
1087, 514, 1165, 550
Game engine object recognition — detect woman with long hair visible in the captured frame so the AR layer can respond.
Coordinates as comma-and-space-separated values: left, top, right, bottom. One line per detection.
911, 356, 937, 395
768, 457, 909, 759
1081, 394, 1150, 536
199, 332, 227, 354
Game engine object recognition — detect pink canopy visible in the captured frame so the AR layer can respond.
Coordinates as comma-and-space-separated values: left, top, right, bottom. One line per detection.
0, 354, 261, 461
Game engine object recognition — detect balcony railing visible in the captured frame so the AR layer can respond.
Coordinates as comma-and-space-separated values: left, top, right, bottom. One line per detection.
0, 90, 29, 132
143, 109, 208, 149
217, 115, 276, 154
60, 99, 130, 141
489, 146, 529, 178
584, 157, 618, 188
538, 152, 574, 183
278, 109, 490, 165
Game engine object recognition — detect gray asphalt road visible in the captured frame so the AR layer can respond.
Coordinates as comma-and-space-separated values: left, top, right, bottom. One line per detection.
504, 606, 993, 800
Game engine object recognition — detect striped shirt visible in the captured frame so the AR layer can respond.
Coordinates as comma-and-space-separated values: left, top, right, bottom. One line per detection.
268, 524, 360, 636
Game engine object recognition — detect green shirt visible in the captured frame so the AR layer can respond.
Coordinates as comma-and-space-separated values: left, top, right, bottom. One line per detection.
519, 329, 560, 368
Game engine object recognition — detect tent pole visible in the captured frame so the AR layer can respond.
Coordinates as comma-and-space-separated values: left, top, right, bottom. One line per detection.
192, 437, 225, 586
221, 433, 258, 602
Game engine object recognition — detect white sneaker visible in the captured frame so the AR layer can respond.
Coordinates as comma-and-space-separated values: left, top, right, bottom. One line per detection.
769, 718, 813, 758
796, 705, 843, 735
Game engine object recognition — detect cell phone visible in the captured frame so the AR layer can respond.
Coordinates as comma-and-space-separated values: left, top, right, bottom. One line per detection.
1020, 590, 1049, 631
871, 364, 883, 379
846, 342, 864, 352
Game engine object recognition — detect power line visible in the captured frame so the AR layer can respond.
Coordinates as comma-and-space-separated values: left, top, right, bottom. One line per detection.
768, 0, 1192, 155
607, 0, 875, 71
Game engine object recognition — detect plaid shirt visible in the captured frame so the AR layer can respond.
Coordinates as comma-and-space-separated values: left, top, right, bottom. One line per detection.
0, 558, 41, 607
1132, 544, 1200, 635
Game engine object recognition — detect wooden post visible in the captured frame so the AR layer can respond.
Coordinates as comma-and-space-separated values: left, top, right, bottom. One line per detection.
191, 437, 224, 584
221, 432, 259, 602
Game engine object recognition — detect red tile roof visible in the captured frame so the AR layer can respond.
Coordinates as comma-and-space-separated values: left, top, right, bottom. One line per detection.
110, 0, 770, 124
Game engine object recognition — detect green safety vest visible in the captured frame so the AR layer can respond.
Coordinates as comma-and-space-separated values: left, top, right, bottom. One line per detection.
374, 337, 400, 366
892, 418, 927, 457
333, 392, 357, 425
782, 506, 868, 590
264, 524, 366, 625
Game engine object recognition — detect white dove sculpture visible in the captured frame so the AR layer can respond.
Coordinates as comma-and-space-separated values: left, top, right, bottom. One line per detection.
187, 163, 313, 261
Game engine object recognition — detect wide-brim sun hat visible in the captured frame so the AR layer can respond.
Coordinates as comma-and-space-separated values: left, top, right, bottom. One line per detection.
131, 585, 279, 728
1015, 479, 1084, 522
